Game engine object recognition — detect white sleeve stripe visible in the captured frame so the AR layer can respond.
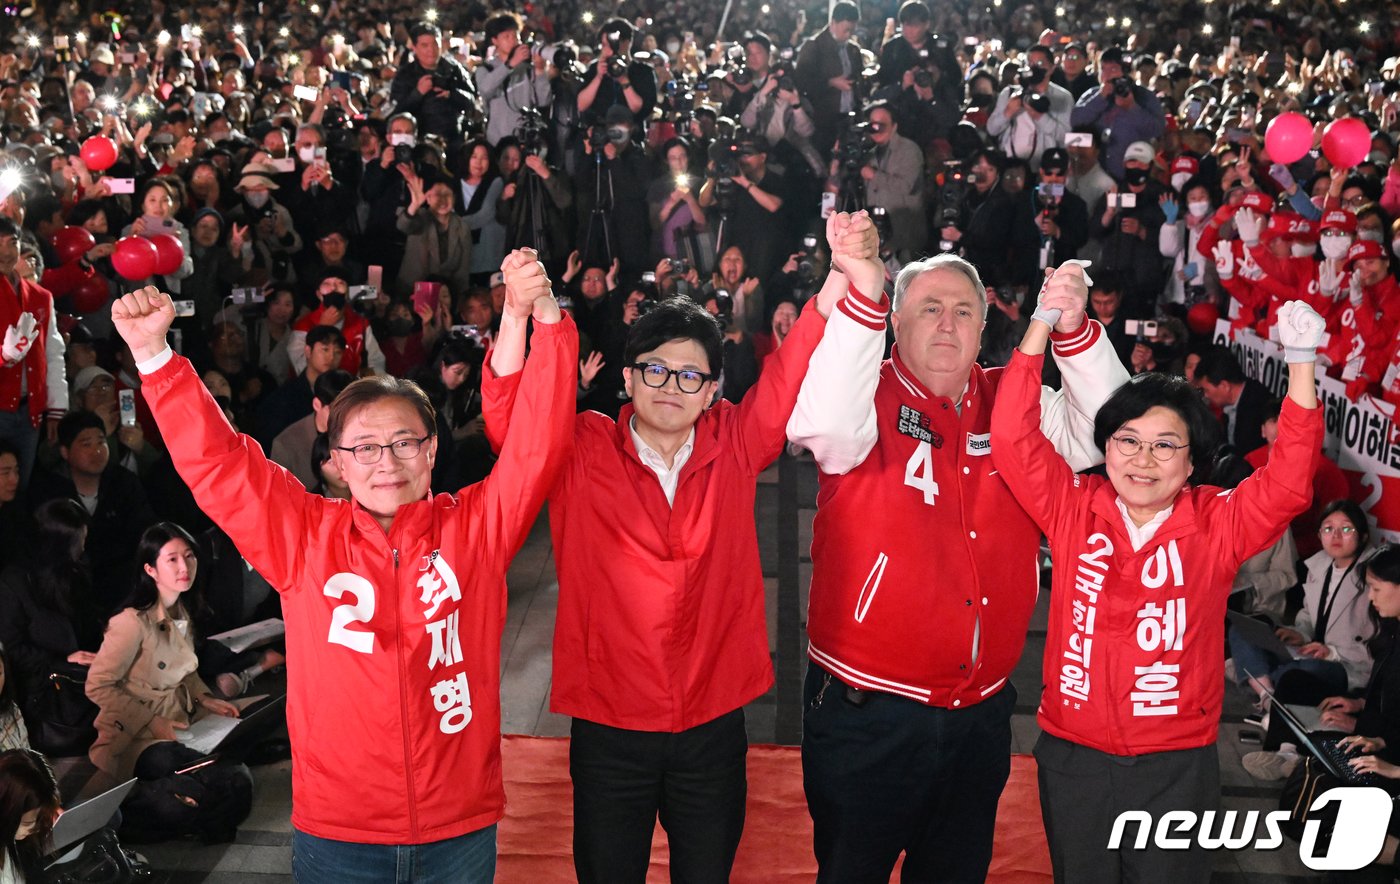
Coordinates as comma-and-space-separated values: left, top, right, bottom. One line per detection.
838, 297, 888, 330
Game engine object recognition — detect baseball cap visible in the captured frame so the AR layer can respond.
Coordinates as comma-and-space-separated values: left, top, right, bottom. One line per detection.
1122, 141, 1155, 166
1039, 148, 1070, 173
1320, 209, 1358, 234
1345, 239, 1384, 268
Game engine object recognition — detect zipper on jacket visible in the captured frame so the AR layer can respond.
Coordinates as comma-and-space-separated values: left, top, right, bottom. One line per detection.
391, 546, 420, 838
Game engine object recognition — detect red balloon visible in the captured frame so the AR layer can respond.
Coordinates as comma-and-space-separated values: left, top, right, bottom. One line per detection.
147, 233, 184, 276
70, 273, 110, 314
1321, 118, 1372, 169
1186, 302, 1220, 335
79, 136, 119, 172
1264, 112, 1312, 165
50, 226, 96, 266
112, 236, 158, 281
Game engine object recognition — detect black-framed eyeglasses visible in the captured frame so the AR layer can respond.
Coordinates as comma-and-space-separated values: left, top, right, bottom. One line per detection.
1110, 435, 1190, 462
630, 362, 713, 395
334, 435, 432, 465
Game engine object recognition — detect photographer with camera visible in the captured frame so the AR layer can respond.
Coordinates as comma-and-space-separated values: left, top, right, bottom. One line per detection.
576, 19, 658, 128
936, 148, 1014, 271
795, 1, 865, 160
648, 138, 709, 264
721, 32, 777, 118
226, 162, 303, 288
699, 131, 788, 283
573, 106, 651, 273
475, 13, 552, 147
987, 51, 1073, 167
357, 113, 421, 280
1008, 148, 1088, 289
876, 2, 958, 96
1090, 141, 1168, 318
1070, 47, 1166, 180
857, 101, 926, 259
703, 288, 760, 403
739, 56, 825, 179
389, 22, 482, 144
499, 123, 573, 265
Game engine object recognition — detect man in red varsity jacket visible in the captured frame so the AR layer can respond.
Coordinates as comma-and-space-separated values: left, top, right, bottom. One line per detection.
109, 248, 574, 883
787, 254, 1128, 882
0, 215, 66, 489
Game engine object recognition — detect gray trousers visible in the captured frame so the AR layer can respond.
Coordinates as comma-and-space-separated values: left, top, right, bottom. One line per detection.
1035, 731, 1220, 884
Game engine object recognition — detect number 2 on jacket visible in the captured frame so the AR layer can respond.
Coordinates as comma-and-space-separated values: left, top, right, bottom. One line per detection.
324, 573, 376, 653
903, 441, 939, 505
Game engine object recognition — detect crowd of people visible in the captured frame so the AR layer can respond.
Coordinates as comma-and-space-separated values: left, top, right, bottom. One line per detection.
0, 0, 1399, 880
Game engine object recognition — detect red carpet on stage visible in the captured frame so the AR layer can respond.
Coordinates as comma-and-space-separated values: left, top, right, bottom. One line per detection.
497, 735, 1052, 883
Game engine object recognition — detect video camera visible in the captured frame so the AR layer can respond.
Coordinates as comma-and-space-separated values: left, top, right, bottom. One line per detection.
836, 116, 875, 174
516, 107, 549, 156
936, 160, 970, 251
796, 234, 821, 283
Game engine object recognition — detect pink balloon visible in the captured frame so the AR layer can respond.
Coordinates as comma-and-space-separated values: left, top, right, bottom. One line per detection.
79, 136, 118, 172
147, 233, 184, 276
1321, 118, 1372, 169
1264, 112, 1312, 165
112, 236, 158, 281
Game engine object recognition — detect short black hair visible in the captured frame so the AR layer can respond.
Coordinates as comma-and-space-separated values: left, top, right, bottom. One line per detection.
483, 12, 522, 43
1093, 372, 1222, 481
898, 0, 931, 23
1090, 269, 1126, 296
741, 31, 772, 53
306, 324, 347, 350
831, 1, 861, 23
1026, 44, 1054, 64
410, 22, 442, 41
0, 215, 20, 240
313, 369, 355, 407
1195, 345, 1247, 384
57, 410, 106, 450
624, 297, 724, 379
598, 18, 636, 44
1260, 396, 1284, 424
865, 99, 898, 127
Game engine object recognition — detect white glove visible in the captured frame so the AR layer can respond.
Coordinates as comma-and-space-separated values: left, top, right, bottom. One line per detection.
1238, 249, 1264, 282
1213, 241, 1235, 279
1030, 259, 1094, 329
1318, 259, 1343, 297
1349, 271, 1365, 307
1, 311, 38, 367
1234, 208, 1262, 245
1276, 300, 1326, 363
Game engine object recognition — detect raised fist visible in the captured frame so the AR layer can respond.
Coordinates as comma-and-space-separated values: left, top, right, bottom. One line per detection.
111, 286, 176, 363
1276, 300, 1326, 362
500, 248, 552, 320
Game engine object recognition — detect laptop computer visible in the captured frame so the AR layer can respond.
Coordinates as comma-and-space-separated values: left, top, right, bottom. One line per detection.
1226, 610, 1304, 661
46, 778, 137, 856
1244, 671, 1380, 787
176, 693, 286, 761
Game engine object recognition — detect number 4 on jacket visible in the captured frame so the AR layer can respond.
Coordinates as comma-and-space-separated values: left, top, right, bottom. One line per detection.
903, 441, 940, 505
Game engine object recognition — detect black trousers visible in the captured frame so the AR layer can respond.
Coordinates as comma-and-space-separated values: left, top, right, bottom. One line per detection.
570, 709, 747, 884
1035, 732, 1219, 884
801, 663, 1016, 883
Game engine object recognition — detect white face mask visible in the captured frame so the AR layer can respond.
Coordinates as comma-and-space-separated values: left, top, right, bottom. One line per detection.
1292, 242, 1315, 258
1187, 200, 1211, 218
1359, 229, 1384, 242
665, 41, 680, 55
388, 133, 416, 147
1171, 172, 1191, 192
297, 145, 318, 164
1320, 235, 1352, 259
244, 190, 270, 209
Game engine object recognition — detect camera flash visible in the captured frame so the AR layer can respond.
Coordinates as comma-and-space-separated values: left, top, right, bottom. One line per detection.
156, 30, 171, 45
581, 11, 595, 24
24, 35, 39, 48
279, 26, 290, 37
233, 23, 245, 35
424, 7, 439, 22
0, 167, 22, 201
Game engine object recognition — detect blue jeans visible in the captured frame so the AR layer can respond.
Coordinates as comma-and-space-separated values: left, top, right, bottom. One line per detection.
0, 405, 38, 491
1227, 625, 1348, 700
292, 825, 497, 884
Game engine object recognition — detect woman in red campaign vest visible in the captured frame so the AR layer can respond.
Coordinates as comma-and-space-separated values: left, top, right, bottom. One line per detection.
990, 277, 1326, 884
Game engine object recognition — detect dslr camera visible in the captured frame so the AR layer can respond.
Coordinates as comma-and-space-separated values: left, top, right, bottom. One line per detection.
1112, 77, 1134, 99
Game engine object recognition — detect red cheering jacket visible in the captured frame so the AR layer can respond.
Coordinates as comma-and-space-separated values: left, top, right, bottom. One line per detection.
795, 290, 1126, 710
0, 275, 64, 426
991, 349, 1322, 754
294, 305, 372, 374
491, 299, 830, 732
141, 317, 576, 843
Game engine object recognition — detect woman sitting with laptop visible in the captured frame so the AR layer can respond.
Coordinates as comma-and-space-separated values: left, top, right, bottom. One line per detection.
1230, 499, 1376, 711
0, 748, 61, 883
85, 523, 243, 782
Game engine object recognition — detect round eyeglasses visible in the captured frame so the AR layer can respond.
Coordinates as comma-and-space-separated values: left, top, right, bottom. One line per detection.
1110, 435, 1190, 461
631, 362, 713, 395
334, 435, 431, 465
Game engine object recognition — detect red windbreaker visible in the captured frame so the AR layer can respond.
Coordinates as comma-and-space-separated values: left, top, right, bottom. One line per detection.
141, 317, 577, 843
991, 350, 1322, 754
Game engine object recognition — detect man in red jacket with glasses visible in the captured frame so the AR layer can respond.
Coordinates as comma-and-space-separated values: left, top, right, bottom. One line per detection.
488, 212, 884, 882
109, 247, 574, 883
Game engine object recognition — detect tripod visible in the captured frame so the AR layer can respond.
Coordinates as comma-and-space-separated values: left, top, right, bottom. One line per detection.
512, 161, 554, 264
581, 151, 614, 268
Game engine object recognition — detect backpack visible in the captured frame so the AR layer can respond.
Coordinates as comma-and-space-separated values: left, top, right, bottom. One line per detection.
118, 762, 253, 845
